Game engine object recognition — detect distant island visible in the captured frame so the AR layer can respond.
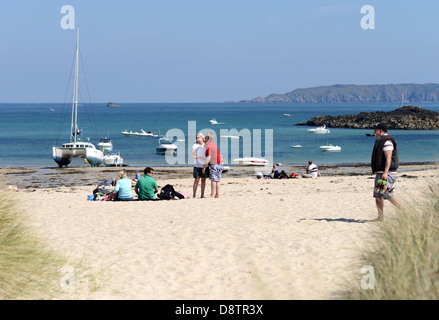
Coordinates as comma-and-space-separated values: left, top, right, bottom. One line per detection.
296, 105, 439, 130
106, 102, 120, 108
237, 83, 439, 103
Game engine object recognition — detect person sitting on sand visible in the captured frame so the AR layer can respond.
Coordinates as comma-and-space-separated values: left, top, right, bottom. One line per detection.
134, 170, 141, 181
97, 177, 116, 187
302, 160, 321, 178
135, 167, 158, 200
112, 171, 133, 201
271, 164, 289, 179
256, 172, 270, 179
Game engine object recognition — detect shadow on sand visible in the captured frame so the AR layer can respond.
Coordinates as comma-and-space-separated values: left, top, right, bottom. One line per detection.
300, 218, 369, 224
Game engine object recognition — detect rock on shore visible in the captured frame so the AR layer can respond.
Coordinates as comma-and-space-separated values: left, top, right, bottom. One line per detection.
296, 106, 439, 130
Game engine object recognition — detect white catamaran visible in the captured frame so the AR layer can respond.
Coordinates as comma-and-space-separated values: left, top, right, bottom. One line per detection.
52, 27, 103, 168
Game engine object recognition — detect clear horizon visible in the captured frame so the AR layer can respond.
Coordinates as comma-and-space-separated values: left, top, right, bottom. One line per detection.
1, 1, 438, 103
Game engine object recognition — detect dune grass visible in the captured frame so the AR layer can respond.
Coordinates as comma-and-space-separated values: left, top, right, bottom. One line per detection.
344, 184, 439, 299
0, 189, 73, 299
0, 186, 112, 299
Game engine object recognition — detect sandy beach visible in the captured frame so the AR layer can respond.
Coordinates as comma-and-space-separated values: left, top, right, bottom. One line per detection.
2, 163, 438, 299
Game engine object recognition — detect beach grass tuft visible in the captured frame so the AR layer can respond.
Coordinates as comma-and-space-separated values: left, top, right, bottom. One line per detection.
0, 186, 112, 299
344, 183, 439, 299
0, 189, 71, 299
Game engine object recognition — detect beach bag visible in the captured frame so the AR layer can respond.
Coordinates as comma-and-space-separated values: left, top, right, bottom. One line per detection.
159, 184, 186, 200
159, 184, 176, 200
93, 187, 112, 200
93, 187, 112, 196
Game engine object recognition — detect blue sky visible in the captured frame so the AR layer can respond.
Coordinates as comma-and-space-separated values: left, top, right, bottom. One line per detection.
1, 0, 439, 103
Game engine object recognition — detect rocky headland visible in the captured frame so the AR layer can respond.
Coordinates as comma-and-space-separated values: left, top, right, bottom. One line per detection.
238, 83, 439, 103
296, 106, 439, 130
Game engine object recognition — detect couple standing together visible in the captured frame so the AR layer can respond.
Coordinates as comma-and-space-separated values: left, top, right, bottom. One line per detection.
191, 132, 223, 198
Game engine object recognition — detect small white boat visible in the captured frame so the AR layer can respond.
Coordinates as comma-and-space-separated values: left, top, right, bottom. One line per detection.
97, 137, 113, 152
156, 137, 177, 154
122, 129, 158, 137
283, 113, 293, 117
291, 144, 302, 148
308, 125, 330, 134
103, 152, 123, 166
210, 118, 218, 124
232, 157, 269, 166
321, 145, 341, 152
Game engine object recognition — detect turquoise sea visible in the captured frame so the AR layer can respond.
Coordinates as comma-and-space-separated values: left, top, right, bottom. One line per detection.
1, 102, 438, 168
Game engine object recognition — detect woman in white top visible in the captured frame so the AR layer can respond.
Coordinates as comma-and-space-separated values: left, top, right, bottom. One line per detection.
191, 132, 209, 198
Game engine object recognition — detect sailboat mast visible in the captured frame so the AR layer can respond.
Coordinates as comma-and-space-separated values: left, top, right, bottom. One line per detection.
71, 26, 80, 143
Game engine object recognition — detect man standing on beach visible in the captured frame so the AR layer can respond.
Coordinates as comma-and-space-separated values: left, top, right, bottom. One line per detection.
370, 124, 402, 221
202, 132, 223, 198
135, 167, 158, 200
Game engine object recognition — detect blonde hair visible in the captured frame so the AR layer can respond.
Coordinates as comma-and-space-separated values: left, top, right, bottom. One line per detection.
196, 132, 205, 141
117, 171, 127, 179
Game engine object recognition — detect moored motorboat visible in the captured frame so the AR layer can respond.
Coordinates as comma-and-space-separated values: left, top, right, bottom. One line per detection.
156, 137, 177, 154
210, 118, 218, 124
97, 137, 113, 152
122, 129, 158, 137
291, 144, 302, 148
308, 125, 330, 134
103, 152, 123, 166
232, 157, 269, 166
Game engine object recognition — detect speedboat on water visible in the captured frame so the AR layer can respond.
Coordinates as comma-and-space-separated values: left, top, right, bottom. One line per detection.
122, 129, 158, 137
210, 118, 218, 124
308, 125, 330, 134
103, 152, 123, 166
291, 144, 302, 148
156, 137, 177, 154
283, 113, 293, 117
52, 27, 103, 168
232, 157, 269, 166
97, 137, 113, 152
321, 145, 341, 152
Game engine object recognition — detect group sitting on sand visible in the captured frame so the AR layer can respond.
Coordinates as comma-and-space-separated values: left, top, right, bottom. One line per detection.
256, 161, 321, 179
95, 132, 225, 201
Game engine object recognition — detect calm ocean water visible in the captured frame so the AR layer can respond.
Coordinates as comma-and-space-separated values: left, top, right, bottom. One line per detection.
1, 102, 438, 168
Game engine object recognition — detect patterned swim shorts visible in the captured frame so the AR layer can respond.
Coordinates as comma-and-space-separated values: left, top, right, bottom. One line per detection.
209, 164, 223, 182
373, 173, 397, 199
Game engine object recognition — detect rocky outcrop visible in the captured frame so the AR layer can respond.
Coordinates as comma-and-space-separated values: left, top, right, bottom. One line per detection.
296, 106, 439, 130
